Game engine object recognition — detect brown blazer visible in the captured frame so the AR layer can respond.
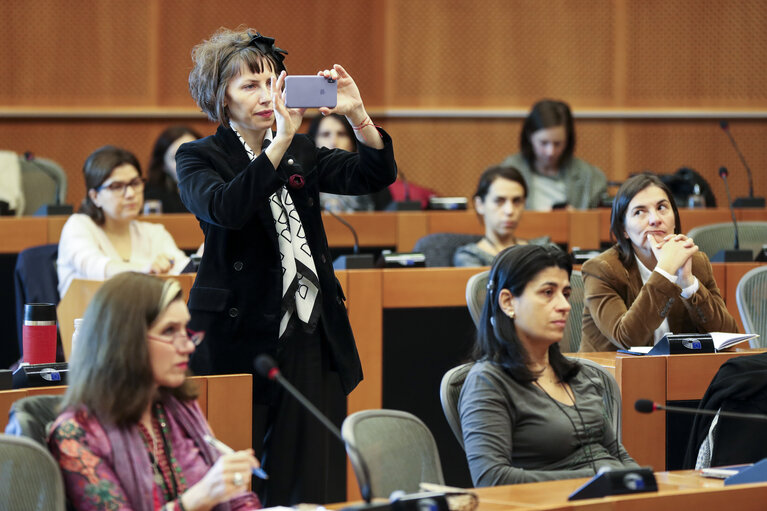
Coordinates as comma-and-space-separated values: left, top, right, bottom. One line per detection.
579, 246, 738, 352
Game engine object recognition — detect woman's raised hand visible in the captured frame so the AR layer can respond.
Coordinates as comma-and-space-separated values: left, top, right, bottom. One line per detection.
317, 65, 365, 123
271, 70, 306, 141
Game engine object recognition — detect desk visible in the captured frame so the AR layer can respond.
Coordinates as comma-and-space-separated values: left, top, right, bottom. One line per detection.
575, 351, 765, 471
0, 373, 252, 450
330, 471, 767, 511
5, 208, 766, 254
52, 267, 766, 500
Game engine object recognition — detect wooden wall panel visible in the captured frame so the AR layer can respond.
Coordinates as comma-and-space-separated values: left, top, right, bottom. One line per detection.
388, 0, 616, 107
1, 0, 767, 205
1, 117, 764, 206
0, 0, 386, 110
0, 1, 153, 106
625, 1, 767, 107
622, 119, 767, 206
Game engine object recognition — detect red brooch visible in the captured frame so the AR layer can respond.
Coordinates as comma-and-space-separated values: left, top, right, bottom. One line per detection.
288, 174, 305, 189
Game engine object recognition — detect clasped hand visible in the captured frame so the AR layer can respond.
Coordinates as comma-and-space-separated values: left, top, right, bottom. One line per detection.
649, 233, 698, 288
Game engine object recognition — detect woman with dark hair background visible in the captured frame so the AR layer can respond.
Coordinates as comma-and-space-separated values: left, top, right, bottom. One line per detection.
56, 145, 189, 297
145, 125, 202, 213
458, 244, 637, 486
499, 99, 607, 211
453, 165, 550, 267
307, 114, 390, 212
579, 173, 737, 352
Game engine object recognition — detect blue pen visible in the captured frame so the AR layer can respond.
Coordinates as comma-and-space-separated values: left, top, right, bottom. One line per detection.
203, 434, 269, 480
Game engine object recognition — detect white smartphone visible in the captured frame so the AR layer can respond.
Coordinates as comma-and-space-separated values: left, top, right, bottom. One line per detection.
284, 75, 337, 108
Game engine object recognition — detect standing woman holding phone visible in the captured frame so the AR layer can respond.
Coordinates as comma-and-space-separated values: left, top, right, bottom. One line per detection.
176, 27, 397, 506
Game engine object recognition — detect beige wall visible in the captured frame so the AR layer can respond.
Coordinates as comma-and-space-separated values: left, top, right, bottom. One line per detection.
2, 0, 765, 206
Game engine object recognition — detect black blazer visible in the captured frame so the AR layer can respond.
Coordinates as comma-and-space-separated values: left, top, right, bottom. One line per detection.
176, 126, 396, 401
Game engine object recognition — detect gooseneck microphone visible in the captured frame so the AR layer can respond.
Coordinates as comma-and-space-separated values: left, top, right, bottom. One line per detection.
254, 355, 374, 504
325, 207, 361, 255
711, 167, 753, 262
719, 167, 739, 250
635, 399, 767, 422
719, 121, 765, 208
324, 206, 375, 269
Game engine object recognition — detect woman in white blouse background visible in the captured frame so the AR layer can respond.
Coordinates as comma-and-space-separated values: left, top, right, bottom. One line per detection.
57, 145, 189, 297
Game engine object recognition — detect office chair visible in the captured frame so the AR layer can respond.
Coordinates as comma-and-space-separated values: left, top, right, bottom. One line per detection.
439, 362, 473, 450
684, 353, 767, 469
439, 357, 623, 451
413, 233, 482, 267
0, 433, 66, 511
465, 269, 584, 352
19, 155, 68, 215
687, 222, 767, 260
6, 395, 63, 446
562, 271, 585, 353
736, 266, 767, 348
342, 409, 445, 498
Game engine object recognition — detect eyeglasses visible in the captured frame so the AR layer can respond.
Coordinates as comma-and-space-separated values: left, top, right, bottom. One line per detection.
98, 177, 146, 196
149, 328, 205, 349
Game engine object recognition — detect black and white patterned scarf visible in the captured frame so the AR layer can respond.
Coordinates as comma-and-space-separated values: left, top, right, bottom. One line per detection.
230, 124, 320, 338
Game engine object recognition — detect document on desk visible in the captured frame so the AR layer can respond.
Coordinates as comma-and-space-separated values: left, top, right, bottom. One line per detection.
618, 332, 759, 355
700, 465, 751, 479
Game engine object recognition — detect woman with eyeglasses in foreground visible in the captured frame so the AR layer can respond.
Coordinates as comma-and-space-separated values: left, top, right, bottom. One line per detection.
458, 244, 637, 486
49, 272, 262, 510
57, 145, 190, 297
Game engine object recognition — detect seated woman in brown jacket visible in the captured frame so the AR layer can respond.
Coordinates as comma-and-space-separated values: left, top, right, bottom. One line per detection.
579, 173, 738, 352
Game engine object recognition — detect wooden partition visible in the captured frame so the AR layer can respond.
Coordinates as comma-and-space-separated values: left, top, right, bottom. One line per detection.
574, 351, 764, 471
0, 373, 252, 450
4, 208, 765, 255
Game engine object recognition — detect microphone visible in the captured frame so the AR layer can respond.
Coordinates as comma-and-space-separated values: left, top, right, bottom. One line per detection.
711, 167, 753, 262
254, 355, 377, 505
635, 399, 767, 422
325, 206, 375, 270
719, 121, 765, 208
326, 208, 361, 255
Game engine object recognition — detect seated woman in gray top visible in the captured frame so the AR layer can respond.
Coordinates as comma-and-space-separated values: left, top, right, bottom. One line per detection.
499, 99, 607, 211
458, 244, 637, 486
453, 166, 549, 267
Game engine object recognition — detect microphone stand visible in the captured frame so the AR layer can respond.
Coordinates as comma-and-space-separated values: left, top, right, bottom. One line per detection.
325, 208, 375, 269
719, 121, 765, 208
712, 167, 754, 262
256, 356, 396, 509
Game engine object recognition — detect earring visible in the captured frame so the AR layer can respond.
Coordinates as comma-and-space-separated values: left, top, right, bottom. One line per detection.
505, 310, 515, 319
